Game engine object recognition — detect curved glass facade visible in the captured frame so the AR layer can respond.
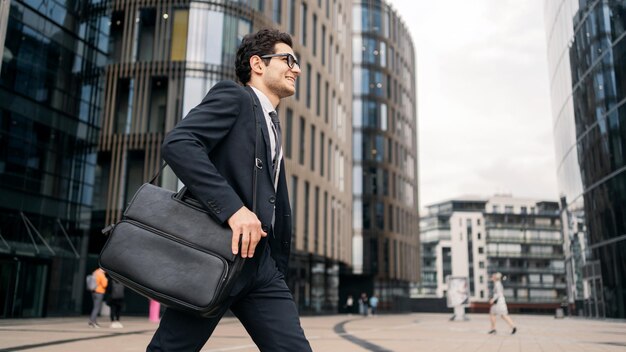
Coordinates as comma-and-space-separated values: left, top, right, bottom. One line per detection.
352, 0, 419, 305
0, 0, 107, 317
545, 0, 626, 318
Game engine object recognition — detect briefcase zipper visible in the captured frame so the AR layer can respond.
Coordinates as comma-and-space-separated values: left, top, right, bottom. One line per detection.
101, 224, 115, 236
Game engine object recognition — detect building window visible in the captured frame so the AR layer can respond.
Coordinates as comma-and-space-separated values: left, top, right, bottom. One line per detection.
329, 37, 333, 73
170, 10, 190, 61
288, 0, 295, 34
479, 261, 485, 269
147, 77, 167, 133
327, 139, 332, 181
300, 3, 307, 46
285, 108, 293, 158
316, 73, 321, 116
310, 125, 316, 171
323, 191, 328, 256
312, 14, 317, 56
324, 81, 329, 123
492, 205, 499, 213
110, 10, 125, 62
134, 8, 156, 62
290, 175, 298, 246
306, 63, 311, 108
521, 206, 527, 214
320, 132, 325, 176
299, 117, 305, 165
114, 79, 134, 134
304, 181, 310, 251
376, 202, 384, 230
478, 247, 484, 254
314, 186, 319, 253
124, 151, 145, 205
505, 205, 514, 214
295, 51, 301, 100
273, 0, 282, 23
321, 25, 326, 65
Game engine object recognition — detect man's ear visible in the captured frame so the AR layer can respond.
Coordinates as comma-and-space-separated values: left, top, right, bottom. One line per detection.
249, 55, 265, 75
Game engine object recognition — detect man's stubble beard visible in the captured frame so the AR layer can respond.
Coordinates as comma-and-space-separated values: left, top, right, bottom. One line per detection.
268, 79, 295, 99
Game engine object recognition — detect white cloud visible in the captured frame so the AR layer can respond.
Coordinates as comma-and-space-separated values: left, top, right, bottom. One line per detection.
389, 0, 559, 209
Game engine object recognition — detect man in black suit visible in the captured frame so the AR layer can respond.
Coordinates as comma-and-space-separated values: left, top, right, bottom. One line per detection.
147, 29, 311, 352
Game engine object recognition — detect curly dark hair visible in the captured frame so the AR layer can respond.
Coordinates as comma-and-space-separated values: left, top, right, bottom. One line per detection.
235, 28, 294, 84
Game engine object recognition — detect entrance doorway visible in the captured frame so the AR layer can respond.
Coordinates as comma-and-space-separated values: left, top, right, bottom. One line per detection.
0, 256, 49, 318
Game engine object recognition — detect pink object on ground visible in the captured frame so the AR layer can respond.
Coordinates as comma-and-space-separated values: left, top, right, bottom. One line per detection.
149, 300, 160, 322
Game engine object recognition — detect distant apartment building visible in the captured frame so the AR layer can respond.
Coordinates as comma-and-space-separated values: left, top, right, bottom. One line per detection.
418, 196, 566, 312
350, 0, 420, 308
545, 0, 626, 318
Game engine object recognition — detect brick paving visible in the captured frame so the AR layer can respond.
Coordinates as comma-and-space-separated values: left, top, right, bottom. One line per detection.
0, 313, 625, 351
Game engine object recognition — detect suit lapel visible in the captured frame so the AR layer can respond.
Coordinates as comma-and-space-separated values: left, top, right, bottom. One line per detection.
245, 86, 274, 183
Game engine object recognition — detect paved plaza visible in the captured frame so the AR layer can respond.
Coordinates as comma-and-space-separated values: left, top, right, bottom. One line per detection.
1, 313, 625, 351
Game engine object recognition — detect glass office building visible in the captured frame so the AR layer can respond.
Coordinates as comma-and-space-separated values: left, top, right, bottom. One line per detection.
545, 0, 626, 318
0, 0, 108, 317
351, 0, 420, 308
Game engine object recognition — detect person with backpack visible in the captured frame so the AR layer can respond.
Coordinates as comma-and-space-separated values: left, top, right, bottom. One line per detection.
105, 274, 125, 328
88, 268, 108, 328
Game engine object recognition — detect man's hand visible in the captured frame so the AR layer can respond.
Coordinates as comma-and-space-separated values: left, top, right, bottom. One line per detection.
227, 206, 267, 258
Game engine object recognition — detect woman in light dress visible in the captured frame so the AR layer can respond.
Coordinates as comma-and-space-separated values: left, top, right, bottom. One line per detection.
488, 272, 517, 335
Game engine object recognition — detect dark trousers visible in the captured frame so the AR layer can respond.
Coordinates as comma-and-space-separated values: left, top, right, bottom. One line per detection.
147, 247, 311, 352
109, 298, 123, 321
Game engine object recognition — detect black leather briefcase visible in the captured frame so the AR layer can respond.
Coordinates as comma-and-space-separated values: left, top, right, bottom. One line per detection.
99, 183, 247, 317
99, 91, 262, 317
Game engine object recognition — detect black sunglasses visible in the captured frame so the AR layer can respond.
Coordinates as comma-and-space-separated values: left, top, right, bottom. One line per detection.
260, 53, 300, 69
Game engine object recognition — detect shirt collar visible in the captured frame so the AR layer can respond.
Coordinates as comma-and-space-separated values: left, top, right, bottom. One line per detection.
249, 86, 276, 115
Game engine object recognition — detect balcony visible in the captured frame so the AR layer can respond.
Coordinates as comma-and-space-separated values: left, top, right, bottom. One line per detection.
485, 222, 560, 232
505, 282, 567, 289
488, 267, 565, 275
487, 236, 562, 245
421, 265, 437, 272
487, 251, 565, 259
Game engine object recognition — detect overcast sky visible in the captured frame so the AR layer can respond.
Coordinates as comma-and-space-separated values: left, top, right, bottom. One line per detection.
388, 0, 560, 210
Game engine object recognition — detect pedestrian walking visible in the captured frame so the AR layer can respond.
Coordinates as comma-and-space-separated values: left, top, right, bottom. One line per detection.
488, 272, 517, 335
359, 293, 369, 316
369, 294, 379, 316
105, 275, 125, 328
345, 295, 354, 314
146, 28, 311, 352
88, 268, 108, 328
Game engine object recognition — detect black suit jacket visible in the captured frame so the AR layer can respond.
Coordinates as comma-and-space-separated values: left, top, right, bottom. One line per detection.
161, 80, 292, 293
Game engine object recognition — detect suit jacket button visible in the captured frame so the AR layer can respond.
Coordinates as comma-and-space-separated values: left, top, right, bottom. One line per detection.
262, 225, 269, 232
269, 196, 276, 204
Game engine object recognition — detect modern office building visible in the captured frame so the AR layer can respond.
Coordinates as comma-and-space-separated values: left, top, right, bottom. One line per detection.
350, 0, 420, 309
90, 0, 354, 314
418, 196, 566, 313
0, 0, 108, 317
545, 0, 626, 318
0, 0, 419, 317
